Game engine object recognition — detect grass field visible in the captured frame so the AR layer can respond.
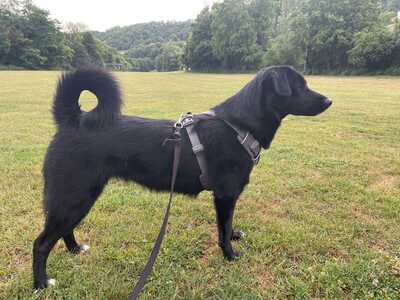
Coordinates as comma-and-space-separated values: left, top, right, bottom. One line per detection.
0, 71, 399, 299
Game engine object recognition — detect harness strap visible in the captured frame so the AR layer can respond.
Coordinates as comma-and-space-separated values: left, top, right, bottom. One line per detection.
204, 110, 261, 165
184, 110, 261, 190
221, 120, 261, 165
186, 124, 212, 190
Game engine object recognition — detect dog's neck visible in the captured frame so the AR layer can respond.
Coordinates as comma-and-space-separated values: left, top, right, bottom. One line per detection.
212, 85, 283, 149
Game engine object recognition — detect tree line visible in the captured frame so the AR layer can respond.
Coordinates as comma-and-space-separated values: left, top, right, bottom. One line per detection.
185, 0, 400, 74
1, 0, 400, 74
94, 21, 190, 72
0, 0, 131, 70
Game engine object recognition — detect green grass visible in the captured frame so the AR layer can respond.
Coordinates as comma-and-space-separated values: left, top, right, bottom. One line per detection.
0, 71, 399, 299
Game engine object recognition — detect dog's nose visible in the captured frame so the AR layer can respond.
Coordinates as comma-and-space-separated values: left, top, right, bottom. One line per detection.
323, 98, 332, 107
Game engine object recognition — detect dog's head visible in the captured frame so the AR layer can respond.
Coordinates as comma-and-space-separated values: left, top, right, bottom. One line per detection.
260, 66, 332, 117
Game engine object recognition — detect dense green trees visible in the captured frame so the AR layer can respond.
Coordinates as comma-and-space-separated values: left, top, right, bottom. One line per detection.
0, 0, 131, 70
349, 26, 396, 71
123, 41, 185, 72
0, 0, 69, 68
94, 21, 191, 51
184, 0, 400, 74
155, 42, 184, 72
184, 8, 218, 71
95, 21, 190, 72
211, 0, 263, 71
285, 0, 385, 73
1, 0, 400, 74
185, 1, 266, 72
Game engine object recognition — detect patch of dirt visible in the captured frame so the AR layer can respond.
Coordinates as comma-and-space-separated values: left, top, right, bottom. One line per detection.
369, 175, 399, 193
246, 199, 282, 216
351, 206, 379, 227
255, 269, 273, 289
328, 248, 344, 258
371, 241, 391, 257
3, 246, 32, 283
199, 226, 219, 265
392, 259, 400, 277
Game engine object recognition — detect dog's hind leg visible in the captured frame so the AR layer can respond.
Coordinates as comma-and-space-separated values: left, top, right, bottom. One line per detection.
62, 176, 108, 255
33, 222, 62, 289
33, 192, 99, 289
63, 232, 90, 254
33, 205, 93, 289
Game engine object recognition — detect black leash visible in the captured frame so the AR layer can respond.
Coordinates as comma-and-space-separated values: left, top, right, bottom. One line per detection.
128, 129, 182, 300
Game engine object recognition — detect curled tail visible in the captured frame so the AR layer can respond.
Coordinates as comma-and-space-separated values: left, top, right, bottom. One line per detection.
53, 67, 122, 130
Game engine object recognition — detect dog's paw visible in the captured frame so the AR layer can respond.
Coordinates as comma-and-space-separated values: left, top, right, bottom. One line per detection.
33, 278, 56, 290
231, 230, 245, 241
69, 244, 90, 254
225, 251, 244, 261
47, 278, 56, 286
80, 244, 90, 253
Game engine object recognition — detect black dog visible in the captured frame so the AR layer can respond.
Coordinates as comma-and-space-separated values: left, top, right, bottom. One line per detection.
33, 65, 331, 289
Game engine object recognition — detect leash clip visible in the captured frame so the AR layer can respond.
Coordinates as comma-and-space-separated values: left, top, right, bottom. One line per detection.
164, 114, 190, 147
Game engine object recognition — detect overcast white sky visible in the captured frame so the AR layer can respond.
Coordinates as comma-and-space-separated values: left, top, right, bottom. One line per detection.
34, 0, 216, 31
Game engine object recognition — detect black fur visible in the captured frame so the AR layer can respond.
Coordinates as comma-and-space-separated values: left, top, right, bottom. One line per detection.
32, 65, 331, 289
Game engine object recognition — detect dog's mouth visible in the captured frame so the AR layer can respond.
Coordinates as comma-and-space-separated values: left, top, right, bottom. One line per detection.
318, 98, 333, 114
292, 98, 332, 116
303, 98, 333, 116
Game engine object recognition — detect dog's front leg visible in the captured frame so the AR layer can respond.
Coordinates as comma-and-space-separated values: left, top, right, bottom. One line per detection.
213, 196, 241, 261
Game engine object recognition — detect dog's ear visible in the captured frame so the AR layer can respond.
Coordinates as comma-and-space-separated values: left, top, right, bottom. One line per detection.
271, 70, 292, 97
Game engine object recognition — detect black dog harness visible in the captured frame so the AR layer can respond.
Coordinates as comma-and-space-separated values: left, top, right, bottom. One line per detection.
128, 111, 262, 299
176, 110, 261, 190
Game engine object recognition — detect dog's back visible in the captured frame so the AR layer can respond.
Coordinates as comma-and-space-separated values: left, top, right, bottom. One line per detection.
43, 68, 203, 212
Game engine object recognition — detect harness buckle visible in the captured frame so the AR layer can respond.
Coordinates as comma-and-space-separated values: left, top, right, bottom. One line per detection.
175, 112, 194, 129
237, 132, 261, 166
